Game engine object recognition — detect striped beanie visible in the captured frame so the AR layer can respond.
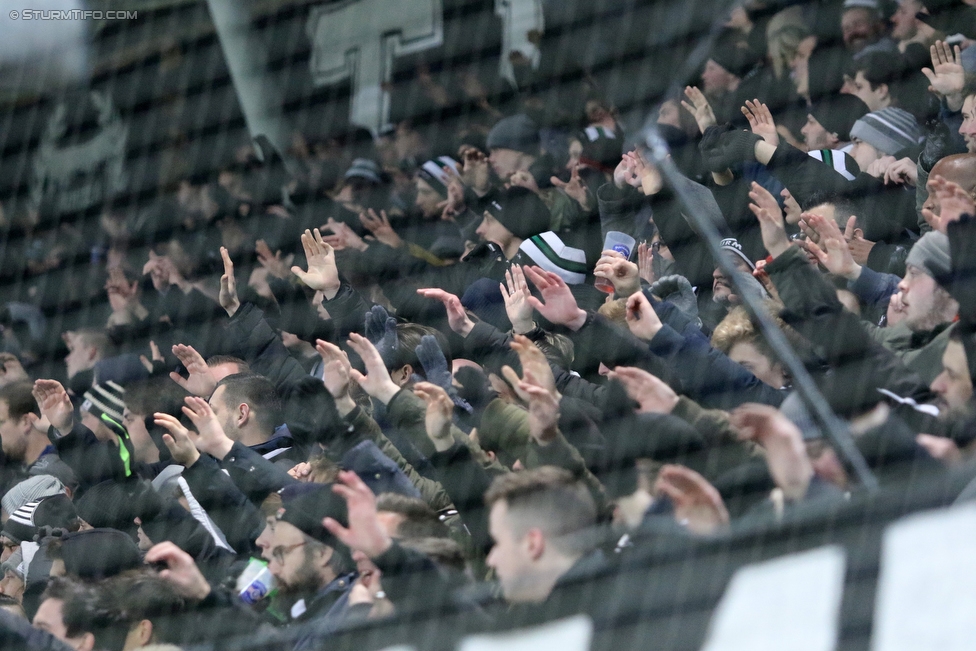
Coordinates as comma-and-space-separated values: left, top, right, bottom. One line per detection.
81, 381, 125, 424
81, 381, 132, 476
1, 475, 65, 517
849, 107, 922, 157
417, 156, 459, 197
518, 231, 588, 284
0, 494, 77, 544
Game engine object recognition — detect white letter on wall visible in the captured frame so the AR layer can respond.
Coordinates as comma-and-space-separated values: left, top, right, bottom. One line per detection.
495, 0, 544, 87
306, 0, 443, 134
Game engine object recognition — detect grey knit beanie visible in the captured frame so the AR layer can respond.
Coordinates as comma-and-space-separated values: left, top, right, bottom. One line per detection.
849, 107, 922, 156
1, 475, 65, 517
906, 231, 952, 286
486, 114, 540, 155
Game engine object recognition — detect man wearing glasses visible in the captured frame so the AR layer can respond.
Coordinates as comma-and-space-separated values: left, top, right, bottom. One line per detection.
262, 484, 358, 646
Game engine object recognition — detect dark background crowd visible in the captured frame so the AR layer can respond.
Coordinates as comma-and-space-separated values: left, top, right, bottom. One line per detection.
3, 0, 976, 650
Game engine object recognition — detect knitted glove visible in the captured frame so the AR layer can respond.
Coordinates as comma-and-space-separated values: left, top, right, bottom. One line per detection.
698, 124, 735, 173
731, 269, 768, 305
650, 275, 699, 323
718, 129, 763, 166
364, 305, 398, 368
415, 335, 472, 412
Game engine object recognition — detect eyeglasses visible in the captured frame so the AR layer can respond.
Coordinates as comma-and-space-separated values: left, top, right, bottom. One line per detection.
651, 241, 662, 253
271, 541, 307, 565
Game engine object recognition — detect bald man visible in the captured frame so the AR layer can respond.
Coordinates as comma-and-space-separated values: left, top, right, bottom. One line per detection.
918, 154, 976, 233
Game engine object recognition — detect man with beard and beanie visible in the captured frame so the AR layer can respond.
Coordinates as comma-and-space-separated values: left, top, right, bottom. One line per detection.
485, 114, 580, 235
802, 94, 871, 179
261, 483, 359, 646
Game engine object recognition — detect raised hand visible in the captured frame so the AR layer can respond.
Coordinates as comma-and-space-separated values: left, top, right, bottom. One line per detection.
654, 464, 729, 535
323, 470, 393, 559
519, 380, 560, 446
731, 403, 813, 502
145, 542, 212, 601
324, 218, 369, 252
510, 334, 559, 396
608, 366, 678, 414
291, 228, 341, 298
153, 412, 201, 467
594, 249, 642, 297
412, 381, 455, 452
105, 267, 139, 314
139, 340, 164, 374
182, 396, 234, 460
169, 344, 217, 397
925, 174, 976, 232
459, 148, 491, 195
842, 215, 875, 266
801, 213, 861, 280
865, 155, 897, 179
613, 154, 641, 190
346, 333, 401, 405
624, 149, 662, 196
625, 290, 663, 341
218, 247, 240, 317
255, 240, 290, 279
314, 339, 356, 415
681, 86, 717, 134
500, 265, 535, 334
32, 379, 74, 434
637, 242, 655, 284
922, 40, 965, 110
741, 99, 779, 146
748, 182, 790, 258
551, 164, 593, 210
359, 209, 403, 249
441, 166, 466, 220
509, 170, 540, 194
523, 265, 588, 331
883, 157, 918, 187
416, 288, 476, 337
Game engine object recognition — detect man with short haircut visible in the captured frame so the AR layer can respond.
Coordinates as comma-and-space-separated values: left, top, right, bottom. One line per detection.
94, 570, 186, 651
207, 373, 298, 466
205, 355, 249, 383
0, 382, 54, 472
484, 466, 600, 603
61, 330, 109, 395
843, 51, 901, 112
958, 88, 976, 153
33, 577, 98, 651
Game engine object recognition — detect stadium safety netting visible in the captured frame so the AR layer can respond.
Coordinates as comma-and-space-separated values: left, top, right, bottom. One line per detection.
1, 1, 976, 650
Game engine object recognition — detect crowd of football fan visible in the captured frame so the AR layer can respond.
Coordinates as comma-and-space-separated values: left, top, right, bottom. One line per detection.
3, 0, 976, 649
